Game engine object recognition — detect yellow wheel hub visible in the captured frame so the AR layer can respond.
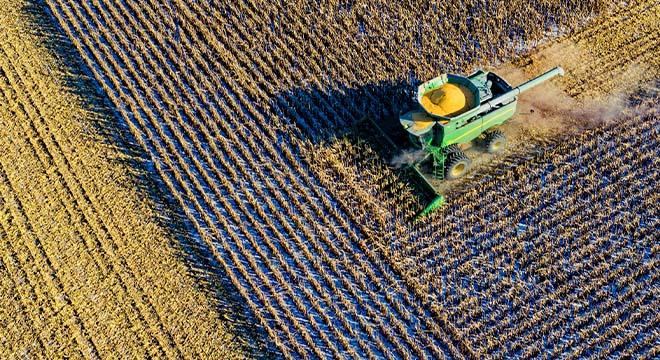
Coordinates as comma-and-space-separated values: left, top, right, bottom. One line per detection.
451, 163, 466, 177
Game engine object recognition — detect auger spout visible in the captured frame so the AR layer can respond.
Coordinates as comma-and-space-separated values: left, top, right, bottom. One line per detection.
476, 66, 565, 114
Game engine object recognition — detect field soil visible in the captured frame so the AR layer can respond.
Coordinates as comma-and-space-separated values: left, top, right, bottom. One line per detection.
431, 0, 659, 194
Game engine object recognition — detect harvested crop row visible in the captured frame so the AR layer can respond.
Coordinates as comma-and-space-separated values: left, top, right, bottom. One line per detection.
515, 0, 659, 99
0, 1, 259, 358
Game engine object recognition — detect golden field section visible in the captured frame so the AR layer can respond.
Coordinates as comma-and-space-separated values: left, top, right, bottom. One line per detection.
0, 1, 260, 358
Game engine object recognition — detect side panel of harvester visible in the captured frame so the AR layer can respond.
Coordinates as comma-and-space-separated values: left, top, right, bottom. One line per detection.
441, 101, 517, 147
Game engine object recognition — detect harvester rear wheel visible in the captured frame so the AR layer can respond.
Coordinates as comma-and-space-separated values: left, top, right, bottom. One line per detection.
484, 130, 506, 154
444, 150, 471, 180
444, 144, 462, 154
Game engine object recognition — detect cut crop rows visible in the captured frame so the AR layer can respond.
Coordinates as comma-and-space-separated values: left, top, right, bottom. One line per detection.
0, 1, 256, 358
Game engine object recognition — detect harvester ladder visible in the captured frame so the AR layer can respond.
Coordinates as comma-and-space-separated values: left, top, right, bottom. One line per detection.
430, 148, 446, 181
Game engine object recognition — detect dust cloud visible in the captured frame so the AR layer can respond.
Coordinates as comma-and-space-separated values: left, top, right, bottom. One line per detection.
513, 73, 626, 133
390, 148, 428, 168
496, 41, 650, 142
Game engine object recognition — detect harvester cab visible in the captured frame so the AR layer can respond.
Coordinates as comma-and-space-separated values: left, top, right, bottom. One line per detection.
372, 67, 564, 219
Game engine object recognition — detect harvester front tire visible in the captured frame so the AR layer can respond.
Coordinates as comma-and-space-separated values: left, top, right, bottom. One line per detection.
484, 130, 506, 154
445, 150, 471, 180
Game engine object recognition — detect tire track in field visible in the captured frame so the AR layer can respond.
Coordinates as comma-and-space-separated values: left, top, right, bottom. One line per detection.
515, 0, 659, 99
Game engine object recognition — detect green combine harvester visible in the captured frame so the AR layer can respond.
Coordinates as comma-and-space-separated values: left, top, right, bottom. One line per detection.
371, 66, 565, 219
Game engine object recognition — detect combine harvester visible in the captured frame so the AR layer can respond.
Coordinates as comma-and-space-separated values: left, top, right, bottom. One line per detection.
370, 67, 564, 219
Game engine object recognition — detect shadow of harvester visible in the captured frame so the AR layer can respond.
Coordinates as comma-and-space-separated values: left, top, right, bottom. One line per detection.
273, 78, 442, 222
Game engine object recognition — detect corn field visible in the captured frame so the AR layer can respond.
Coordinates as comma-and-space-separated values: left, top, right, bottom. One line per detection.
1, 0, 658, 358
